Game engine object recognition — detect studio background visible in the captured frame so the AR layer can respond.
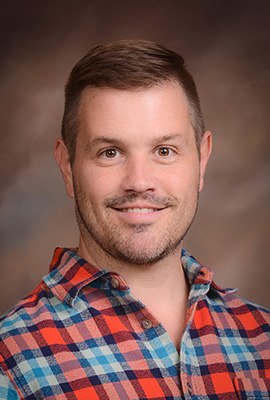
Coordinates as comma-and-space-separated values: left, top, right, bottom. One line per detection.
0, 0, 269, 314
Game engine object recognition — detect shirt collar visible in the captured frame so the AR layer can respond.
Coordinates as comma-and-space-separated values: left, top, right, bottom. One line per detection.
181, 249, 237, 300
43, 247, 237, 307
44, 248, 108, 307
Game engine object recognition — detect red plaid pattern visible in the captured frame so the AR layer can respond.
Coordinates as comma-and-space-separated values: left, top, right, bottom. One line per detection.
0, 248, 269, 399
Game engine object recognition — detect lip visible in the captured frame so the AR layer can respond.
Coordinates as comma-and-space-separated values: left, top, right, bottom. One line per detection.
120, 207, 157, 213
111, 205, 167, 223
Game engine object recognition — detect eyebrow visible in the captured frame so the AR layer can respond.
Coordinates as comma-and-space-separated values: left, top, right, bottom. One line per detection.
85, 133, 187, 152
87, 136, 126, 147
84, 136, 125, 154
152, 133, 187, 143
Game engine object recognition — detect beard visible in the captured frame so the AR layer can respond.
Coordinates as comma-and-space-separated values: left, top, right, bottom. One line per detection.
74, 185, 199, 266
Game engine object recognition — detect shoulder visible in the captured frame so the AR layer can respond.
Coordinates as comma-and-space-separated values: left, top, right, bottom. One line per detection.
0, 282, 48, 399
206, 283, 270, 334
0, 280, 51, 347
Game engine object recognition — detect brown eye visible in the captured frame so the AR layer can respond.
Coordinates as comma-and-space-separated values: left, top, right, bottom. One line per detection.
104, 149, 118, 158
157, 147, 172, 156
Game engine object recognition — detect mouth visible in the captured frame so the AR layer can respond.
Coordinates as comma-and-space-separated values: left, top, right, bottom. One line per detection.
109, 202, 170, 224
112, 207, 167, 215
106, 194, 172, 214
112, 207, 164, 213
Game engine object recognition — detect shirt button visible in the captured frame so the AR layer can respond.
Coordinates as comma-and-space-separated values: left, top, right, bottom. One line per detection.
197, 270, 205, 277
187, 382, 192, 395
111, 277, 120, 289
142, 319, 152, 330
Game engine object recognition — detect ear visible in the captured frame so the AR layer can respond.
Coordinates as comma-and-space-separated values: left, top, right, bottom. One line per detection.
199, 130, 212, 192
54, 138, 74, 198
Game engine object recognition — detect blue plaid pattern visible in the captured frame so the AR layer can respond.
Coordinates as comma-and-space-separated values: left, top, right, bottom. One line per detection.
0, 248, 269, 399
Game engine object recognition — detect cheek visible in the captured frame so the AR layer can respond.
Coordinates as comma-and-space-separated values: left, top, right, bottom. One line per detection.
161, 165, 200, 196
76, 167, 121, 202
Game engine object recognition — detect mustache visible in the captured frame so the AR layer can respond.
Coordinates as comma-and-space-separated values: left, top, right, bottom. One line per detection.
104, 192, 176, 208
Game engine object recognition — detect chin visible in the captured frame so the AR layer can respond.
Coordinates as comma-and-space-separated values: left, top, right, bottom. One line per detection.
111, 238, 182, 266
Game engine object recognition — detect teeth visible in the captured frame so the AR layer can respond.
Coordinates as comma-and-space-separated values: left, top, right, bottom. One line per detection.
124, 208, 155, 213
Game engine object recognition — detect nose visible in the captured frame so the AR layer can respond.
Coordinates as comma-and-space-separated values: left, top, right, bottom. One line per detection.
120, 156, 157, 194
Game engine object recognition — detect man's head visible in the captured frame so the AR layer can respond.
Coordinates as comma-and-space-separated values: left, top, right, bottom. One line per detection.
62, 39, 205, 164
55, 40, 212, 268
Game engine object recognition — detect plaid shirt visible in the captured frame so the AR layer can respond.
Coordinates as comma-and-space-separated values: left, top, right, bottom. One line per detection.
0, 248, 269, 399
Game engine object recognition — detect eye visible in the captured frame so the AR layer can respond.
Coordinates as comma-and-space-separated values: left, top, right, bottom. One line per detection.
100, 148, 119, 158
156, 147, 173, 157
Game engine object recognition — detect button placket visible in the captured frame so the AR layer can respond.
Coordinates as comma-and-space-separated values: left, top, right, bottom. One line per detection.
197, 270, 205, 277
111, 277, 120, 289
187, 382, 192, 395
141, 319, 153, 330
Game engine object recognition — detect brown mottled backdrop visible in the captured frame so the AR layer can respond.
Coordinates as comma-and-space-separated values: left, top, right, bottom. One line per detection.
0, 0, 269, 314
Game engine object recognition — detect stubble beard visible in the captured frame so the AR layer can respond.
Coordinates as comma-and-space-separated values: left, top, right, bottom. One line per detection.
73, 188, 199, 266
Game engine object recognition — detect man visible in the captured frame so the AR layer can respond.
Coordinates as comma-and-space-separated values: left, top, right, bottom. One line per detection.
0, 40, 269, 399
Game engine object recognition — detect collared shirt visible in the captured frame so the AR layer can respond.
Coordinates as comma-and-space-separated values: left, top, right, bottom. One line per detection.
0, 248, 269, 399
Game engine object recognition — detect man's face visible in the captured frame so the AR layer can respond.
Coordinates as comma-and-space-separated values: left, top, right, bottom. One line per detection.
61, 81, 211, 266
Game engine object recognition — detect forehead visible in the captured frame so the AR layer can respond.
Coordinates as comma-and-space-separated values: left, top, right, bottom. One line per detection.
77, 81, 193, 140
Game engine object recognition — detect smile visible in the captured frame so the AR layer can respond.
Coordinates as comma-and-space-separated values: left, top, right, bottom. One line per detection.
121, 208, 156, 213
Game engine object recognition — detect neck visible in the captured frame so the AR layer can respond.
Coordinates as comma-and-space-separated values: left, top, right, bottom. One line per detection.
77, 235, 186, 291
78, 236, 189, 352
78, 235, 189, 310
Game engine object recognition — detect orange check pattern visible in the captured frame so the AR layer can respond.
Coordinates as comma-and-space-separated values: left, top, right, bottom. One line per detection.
0, 248, 269, 399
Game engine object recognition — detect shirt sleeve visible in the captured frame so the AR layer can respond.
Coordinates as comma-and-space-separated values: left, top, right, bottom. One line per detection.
0, 367, 20, 400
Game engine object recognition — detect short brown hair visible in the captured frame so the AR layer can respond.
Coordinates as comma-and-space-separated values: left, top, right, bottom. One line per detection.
62, 39, 205, 164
